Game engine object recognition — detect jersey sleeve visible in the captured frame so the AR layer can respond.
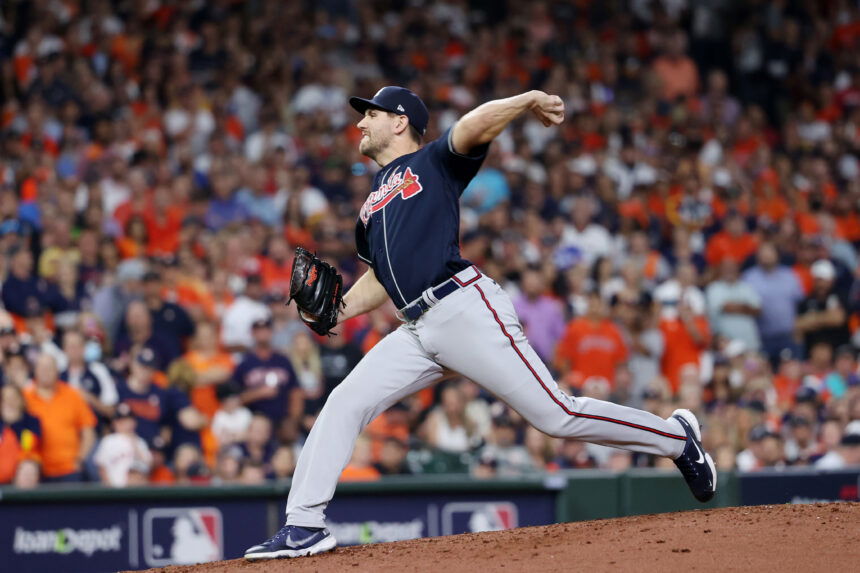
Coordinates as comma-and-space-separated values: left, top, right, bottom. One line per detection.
232, 359, 249, 388
427, 126, 490, 190
91, 362, 119, 406
166, 387, 192, 414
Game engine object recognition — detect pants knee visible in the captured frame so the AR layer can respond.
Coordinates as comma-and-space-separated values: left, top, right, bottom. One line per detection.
322, 383, 377, 425
528, 414, 569, 438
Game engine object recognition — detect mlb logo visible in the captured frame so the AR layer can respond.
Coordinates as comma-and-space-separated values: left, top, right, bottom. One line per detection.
440, 502, 518, 535
142, 507, 223, 567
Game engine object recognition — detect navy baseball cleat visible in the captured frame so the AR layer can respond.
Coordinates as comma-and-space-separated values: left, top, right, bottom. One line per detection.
671, 409, 717, 503
244, 524, 336, 560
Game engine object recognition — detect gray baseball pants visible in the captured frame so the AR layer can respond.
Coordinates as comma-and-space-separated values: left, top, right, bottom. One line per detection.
286, 274, 687, 528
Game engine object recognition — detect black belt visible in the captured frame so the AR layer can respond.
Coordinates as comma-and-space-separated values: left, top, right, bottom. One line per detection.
399, 266, 482, 322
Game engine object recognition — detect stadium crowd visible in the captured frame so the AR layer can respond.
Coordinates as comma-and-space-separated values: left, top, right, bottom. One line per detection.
2, 0, 860, 489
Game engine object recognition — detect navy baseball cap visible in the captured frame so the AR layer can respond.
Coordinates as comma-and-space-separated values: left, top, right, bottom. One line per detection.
349, 86, 429, 136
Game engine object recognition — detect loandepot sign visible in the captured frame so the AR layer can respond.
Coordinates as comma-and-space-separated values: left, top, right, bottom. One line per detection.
328, 519, 424, 545
13, 526, 123, 556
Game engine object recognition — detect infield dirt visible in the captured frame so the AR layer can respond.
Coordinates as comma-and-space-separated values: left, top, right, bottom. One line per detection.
131, 502, 859, 573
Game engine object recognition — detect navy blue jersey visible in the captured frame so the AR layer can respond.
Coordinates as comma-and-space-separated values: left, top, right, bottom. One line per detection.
233, 351, 300, 423
116, 380, 170, 445
163, 386, 201, 451
8, 413, 42, 444
355, 127, 489, 307
151, 302, 195, 348
1, 274, 49, 316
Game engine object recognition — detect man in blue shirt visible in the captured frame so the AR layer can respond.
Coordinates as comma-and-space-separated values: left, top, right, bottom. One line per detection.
142, 270, 195, 351
116, 348, 206, 452
1, 246, 48, 318
233, 317, 303, 431
742, 242, 804, 364
246, 87, 715, 560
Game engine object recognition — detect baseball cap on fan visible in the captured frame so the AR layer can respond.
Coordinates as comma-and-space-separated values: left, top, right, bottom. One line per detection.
811, 259, 836, 281
349, 86, 430, 136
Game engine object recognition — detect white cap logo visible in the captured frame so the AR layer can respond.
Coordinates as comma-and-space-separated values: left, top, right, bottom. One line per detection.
396, 104, 405, 112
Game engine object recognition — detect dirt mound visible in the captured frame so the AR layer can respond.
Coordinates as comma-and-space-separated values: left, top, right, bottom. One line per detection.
132, 503, 859, 573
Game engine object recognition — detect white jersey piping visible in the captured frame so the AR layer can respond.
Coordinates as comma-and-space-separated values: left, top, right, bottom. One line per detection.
382, 206, 408, 307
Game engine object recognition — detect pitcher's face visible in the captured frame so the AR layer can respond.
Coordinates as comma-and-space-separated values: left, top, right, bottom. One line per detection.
357, 109, 397, 159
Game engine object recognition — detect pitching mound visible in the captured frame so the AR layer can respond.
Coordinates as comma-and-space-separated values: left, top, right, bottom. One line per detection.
133, 503, 859, 573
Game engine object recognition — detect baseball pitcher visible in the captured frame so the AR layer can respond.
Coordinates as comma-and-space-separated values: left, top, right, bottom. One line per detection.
244, 87, 716, 560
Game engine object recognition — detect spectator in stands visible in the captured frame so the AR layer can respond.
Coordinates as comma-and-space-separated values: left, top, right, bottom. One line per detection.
1, 246, 48, 320
795, 259, 850, 354
182, 321, 234, 426
142, 270, 195, 353
0, 312, 21, 356
613, 291, 664, 408
234, 316, 303, 430
116, 216, 150, 260
113, 300, 175, 373
553, 438, 597, 469
422, 382, 483, 454
238, 413, 277, 468
0, 384, 41, 486
559, 197, 613, 264
116, 348, 206, 451
783, 415, 819, 467
654, 261, 706, 319
173, 443, 210, 485
737, 425, 786, 472
373, 437, 411, 476
2, 347, 31, 390
512, 266, 566, 365
365, 401, 412, 464
212, 383, 252, 448
205, 167, 248, 231
269, 293, 305, 351
658, 296, 710, 396
619, 230, 671, 287
555, 290, 628, 390
743, 243, 804, 365
705, 212, 758, 269
23, 353, 96, 482
317, 323, 363, 414
706, 259, 762, 351
91, 259, 146, 346
60, 330, 118, 423
477, 413, 535, 477
94, 403, 152, 487
48, 259, 89, 334
652, 28, 699, 101
269, 445, 297, 481
238, 461, 268, 485
259, 236, 294, 296
236, 165, 285, 228
524, 426, 555, 471
211, 447, 242, 485
220, 275, 270, 351
823, 346, 859, 401
20, 307, 66, 368
288, 331, 325, 417
815, 421, 860, 469
339, 433, 380, 482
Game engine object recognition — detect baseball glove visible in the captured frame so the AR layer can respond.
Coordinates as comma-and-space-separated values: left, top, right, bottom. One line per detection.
287, 247, 344, 336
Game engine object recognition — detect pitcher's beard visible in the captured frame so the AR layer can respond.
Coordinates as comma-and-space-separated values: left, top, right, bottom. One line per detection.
359, 133, 388, 161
